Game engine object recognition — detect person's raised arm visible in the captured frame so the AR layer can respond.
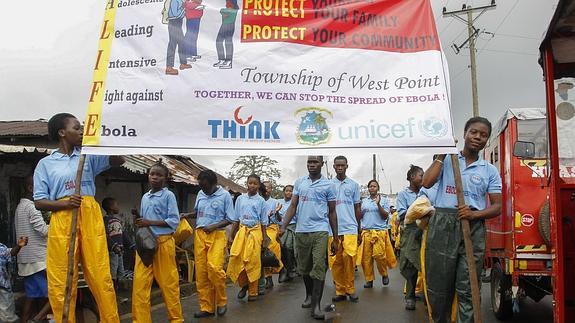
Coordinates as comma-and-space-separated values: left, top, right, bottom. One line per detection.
423, 154, 446, 189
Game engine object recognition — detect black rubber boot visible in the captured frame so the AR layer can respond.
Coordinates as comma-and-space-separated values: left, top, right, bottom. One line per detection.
302, 275, 313, 308
311, 279, 326, 320
279, 248, 293, 283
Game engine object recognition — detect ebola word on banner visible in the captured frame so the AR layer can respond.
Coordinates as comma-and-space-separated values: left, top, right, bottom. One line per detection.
81, 0, 457, 155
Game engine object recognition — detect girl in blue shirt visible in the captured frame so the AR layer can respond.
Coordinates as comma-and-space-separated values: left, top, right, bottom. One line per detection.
226, 174, 270, 302
33, 113, 123, 322
422, 117, 502, 323
131, 163, 183, 322
358, 180, 397, 289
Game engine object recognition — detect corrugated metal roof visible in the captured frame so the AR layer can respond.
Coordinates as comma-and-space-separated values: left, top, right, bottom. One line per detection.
123, 155, 198, 185
0, 144, 51, 154
0, 120, 49, 137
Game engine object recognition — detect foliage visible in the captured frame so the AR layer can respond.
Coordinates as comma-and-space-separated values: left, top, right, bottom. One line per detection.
228, 156, 283, 198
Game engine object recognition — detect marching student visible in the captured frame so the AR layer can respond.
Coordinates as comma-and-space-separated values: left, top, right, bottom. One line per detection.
280, 156, 339, 320
329, 156, 361, 303
193, 169, 234, 318
278, 185, 297, 283
226, 174, 270, 302
261, 181, 283, 290
33, 113, 123, 322
423, 117, 502, 323
131, 162, 183, 323
358, 179, 397, 289
397, 165, 424, 311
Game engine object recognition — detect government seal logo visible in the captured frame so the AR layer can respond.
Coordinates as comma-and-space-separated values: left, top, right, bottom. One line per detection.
419, 118, 448, 138
295, 107, 332, 145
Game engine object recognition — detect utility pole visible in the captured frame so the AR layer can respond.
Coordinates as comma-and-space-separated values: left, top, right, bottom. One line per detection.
372, 154, 376, 180
443, 1, 496, 117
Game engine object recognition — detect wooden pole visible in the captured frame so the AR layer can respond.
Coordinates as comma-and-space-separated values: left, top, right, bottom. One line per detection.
61, 154, 86, 323
450, 154, 482, 323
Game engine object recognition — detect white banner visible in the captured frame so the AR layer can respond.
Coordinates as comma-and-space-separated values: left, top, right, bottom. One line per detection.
81, 0, 457, 155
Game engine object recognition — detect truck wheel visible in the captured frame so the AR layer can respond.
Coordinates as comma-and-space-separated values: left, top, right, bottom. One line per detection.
491, 262, 513, 320
538, 200, 551, 246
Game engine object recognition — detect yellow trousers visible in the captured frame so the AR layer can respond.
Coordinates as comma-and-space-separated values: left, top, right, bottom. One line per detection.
132, 235, 183, 323
46, 196, 119, 323
227, 224, 263, 295
194, 229, 227, 313
328, 235, 358, 295
357, 230, 397, 282
264, 224, 283, 277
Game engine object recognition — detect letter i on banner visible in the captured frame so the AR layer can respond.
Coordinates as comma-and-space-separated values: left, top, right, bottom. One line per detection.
83, 0, 118, 146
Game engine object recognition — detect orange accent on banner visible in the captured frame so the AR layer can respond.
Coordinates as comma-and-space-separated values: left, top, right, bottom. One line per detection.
241, 0, 439, 53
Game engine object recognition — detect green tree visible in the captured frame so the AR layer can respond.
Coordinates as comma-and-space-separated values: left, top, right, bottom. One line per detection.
228, 156, 283, 197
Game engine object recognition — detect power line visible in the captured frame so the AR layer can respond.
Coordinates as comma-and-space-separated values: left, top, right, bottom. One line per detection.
477, 0, 520, 57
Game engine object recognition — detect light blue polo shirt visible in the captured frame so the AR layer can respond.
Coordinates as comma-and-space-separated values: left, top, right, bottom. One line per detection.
396, 187, 419, 221
33, 147, 110, 201
278, 198, 297, 224
231, 193, 267, 227
330, 177, 361, 236
141, 187, 180, 236
194, 186, 235, 229
418, 183, 439, 205
434, 153, 502, 210
264, 197, 282, 225
293, 175, 336, 233
361, 197, 391, 230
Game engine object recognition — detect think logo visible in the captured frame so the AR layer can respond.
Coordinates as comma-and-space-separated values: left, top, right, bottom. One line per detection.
208, 106, 280, 140
295, 107, 332, 145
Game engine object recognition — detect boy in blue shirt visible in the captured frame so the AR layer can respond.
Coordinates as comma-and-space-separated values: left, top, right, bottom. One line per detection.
131, 163, 183, 322
193, 170, 234, 318
329, 156, 361, 303
423, 117, 502, 323
280, 156, 339, 320
0, 237, 27, 323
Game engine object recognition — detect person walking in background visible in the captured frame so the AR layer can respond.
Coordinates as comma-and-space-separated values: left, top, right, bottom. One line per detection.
15, 176, 49, 323
213, 0, 238, 69
101, 197, 125, 291
0, 237, 28, 323
278, 185, 297, 283
193, 169, 234, 318
358, 179, 396, 289
328, 156, 361, 303
131, 163, 183, 323
260, 181, 283, 291
226, 174, 270, 302
397, 165, 424, 311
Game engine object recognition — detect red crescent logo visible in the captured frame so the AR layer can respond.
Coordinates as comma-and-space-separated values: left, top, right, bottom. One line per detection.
234, 106, 253, 125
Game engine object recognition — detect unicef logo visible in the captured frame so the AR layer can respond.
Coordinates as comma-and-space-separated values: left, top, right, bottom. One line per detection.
211, 201, 220, 209
470, 174, 484, 186
419, 118, 448, 138
344, 189, 352, 197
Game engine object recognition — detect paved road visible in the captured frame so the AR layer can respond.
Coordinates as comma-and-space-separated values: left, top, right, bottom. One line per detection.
126, 267, 553, 322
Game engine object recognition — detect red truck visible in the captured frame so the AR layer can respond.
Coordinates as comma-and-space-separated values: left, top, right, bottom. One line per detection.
484, 108, 553, 319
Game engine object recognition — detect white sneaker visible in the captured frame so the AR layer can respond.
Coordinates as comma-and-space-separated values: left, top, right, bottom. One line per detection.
219, 60, 232, 69
213, 60, 224, 67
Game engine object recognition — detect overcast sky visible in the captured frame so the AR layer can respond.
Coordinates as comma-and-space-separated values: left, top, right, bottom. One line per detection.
0, 0, 558, 192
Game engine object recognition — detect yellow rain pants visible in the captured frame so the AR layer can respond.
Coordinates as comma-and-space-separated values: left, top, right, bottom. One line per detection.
46, 196, 119, 323
226, 224, 263, 296
328, 235, 358, 296
194, 229, 227, 313
132, 235, 183, 323
264, 224, 284, 277
357, 229, 397, 282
